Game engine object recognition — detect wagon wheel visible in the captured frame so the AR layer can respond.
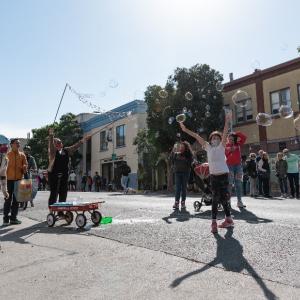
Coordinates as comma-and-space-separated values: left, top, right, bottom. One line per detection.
193, 201, 202, 212
47, 213, 55, 227
65, 211, 74, 225
91, 211, 102, 225
75, 214, 87, 228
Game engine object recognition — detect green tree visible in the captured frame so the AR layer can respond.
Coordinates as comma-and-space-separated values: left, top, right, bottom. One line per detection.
28, 113, 83, 169
145, 64, 224, 153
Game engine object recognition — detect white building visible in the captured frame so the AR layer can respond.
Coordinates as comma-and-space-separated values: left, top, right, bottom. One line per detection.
76, 100, 147, 189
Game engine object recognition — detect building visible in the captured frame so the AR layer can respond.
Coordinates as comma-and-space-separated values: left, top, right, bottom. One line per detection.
77, 100, 147, 189
223, 57, 300, 155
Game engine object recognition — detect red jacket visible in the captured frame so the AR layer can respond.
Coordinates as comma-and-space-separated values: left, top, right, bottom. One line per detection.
225, 132, 247, 166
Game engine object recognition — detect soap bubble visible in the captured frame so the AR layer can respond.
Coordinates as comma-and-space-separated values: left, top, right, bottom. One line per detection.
205, 104, 210, 110
232, 90, 249, 108
187, 110, 193, 118
159, 89, 168, 99
155, 131, 159, 138
163, 105, 171, 116
176, 114, 186, 123
202, 95, 206, 99
168, 117, 175, 125
109, 79, 119, 88
213, 95, 217, 100
205, 111, 211, 118
153, 99, 162, 112
256, 113, 272, 126
197, 127, 205, 133
216, 82, 224, 92
185, 92, 193, 101
182, 107, 187, 113
279, 105, 293, 119
294, 115, 300, 131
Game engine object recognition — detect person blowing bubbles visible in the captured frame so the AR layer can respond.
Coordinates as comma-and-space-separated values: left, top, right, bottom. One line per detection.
180, 112, 234, 234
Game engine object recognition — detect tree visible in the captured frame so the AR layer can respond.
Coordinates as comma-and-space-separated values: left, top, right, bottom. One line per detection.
28, 113, 83, 169
143, 64, 225, 190
144, 64, 224, 154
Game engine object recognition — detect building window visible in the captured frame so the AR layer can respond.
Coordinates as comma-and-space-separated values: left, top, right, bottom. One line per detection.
235, 99, 253, 123
100, 131, 108, 151
270, 88, 291, 114
116, 125, 126, 147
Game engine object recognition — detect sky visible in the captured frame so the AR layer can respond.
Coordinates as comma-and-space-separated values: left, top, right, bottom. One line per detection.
0, 0, 299, 138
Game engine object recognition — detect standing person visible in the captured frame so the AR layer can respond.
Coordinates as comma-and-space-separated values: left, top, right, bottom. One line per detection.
2, 139, 27, 226
93, 172, 101, 192
241, 155, 249, 196
0, 143, 9, 200
275, 152, 288, 198
257, 152, 271, 198
68, 170, 77, 191
41, 174, 47, 191
170, 139, 193, 210
81, 174, 87, 192
119, 161, 131, 193
283, 148, 300, 199
246, 153, 258, 197
22, 145, 37, 208
225, 131, 247, 208
256, 149, 264, 196
180, 112, 234, 233
47, 128, 90, 207
87, 175, 93, 192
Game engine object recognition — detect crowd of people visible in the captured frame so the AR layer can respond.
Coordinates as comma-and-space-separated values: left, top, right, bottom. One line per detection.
171, 111, 300, 233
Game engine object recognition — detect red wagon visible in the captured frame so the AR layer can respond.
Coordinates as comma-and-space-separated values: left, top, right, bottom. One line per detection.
47, 201, 105, 228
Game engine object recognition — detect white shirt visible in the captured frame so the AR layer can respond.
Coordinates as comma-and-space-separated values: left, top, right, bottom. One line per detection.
203, 142, 229, 175
69, 173, 76, 181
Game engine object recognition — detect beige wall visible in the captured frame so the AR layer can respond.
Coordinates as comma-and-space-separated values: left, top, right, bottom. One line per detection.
263, 69, 300, 140
86, 112, 147, 176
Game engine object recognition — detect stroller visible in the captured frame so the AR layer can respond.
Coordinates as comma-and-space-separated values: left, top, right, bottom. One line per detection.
192, 161, 212, 212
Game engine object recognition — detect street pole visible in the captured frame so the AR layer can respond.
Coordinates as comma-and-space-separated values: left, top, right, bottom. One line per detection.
53, 83, 69, 124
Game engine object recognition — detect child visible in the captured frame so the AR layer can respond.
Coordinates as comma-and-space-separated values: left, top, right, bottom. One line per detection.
170, 139, 193, 210
0, 143, 9, 200
180, 112, 233, 233
275, 152, 288, 197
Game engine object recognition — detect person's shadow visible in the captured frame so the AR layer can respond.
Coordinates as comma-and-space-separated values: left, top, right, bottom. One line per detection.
162, 208, 191, 224
170, 228, 278, 300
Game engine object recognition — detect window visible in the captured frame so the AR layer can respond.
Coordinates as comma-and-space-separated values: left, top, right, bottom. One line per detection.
100, 131, 108, 151
270, 88, 291, 114
235, 99, 253, 123
116, 125, 126, 147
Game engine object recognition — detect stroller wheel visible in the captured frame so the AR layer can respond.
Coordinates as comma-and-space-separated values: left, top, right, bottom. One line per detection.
193, 201, 202, 212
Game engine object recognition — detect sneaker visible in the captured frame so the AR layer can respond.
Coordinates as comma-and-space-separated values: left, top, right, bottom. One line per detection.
173, 201, 179, 210
237, 201, 246, 208
10, 219, 22, 225
181, 201, 186, 209
211, 221, 218, 233
218, 218, 234, 228
1, 221, 10, 227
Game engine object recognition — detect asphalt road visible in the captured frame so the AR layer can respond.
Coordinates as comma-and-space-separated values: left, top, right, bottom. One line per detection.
0, 191, 299, 300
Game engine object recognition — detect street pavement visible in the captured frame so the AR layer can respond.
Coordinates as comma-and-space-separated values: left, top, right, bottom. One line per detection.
0, 191, 299, 300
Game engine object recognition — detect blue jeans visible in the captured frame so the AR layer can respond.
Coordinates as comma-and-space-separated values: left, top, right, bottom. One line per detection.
175, 172, 189, 202
228, 164, 243, 202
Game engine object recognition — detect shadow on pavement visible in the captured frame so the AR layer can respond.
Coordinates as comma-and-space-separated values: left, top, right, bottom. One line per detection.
0, 221, 92, 245
170, 228, 278, 300
162, 207, 272, 224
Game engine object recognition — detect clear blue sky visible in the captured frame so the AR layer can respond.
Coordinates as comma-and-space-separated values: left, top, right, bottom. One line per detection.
0, 0, 299, 138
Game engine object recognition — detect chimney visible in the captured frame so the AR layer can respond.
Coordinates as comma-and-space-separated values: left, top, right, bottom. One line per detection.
229, 73, 234, 82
